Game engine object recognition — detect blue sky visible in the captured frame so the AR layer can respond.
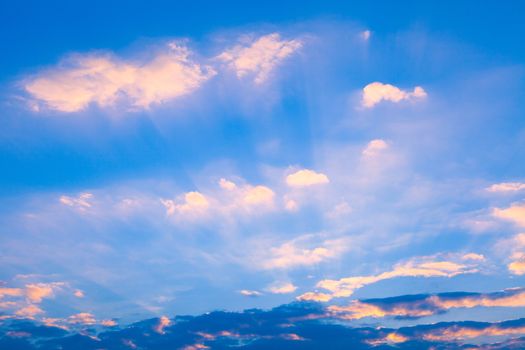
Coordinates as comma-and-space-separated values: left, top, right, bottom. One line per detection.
1, 1, 525, 348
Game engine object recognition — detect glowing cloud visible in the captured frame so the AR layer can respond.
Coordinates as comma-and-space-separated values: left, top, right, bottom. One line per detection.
285, 169, 330, 187
329, 288, 525, 320
361, 82, 427, 108
299, 256, 478, 301
493, 203, 525, 227
487, 182, 525, 193
153, 316, 171, 334
24, 43, 216, 112
161, 191, 209, 216
362, 139, 389, 157
218, 33, 302, 84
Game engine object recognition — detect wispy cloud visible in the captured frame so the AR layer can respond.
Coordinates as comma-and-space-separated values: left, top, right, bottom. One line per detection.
299, 254, 480, 301
218, 33, 302, 84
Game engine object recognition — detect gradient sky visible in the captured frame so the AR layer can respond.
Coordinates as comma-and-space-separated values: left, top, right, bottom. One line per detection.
1, 0, 525, 340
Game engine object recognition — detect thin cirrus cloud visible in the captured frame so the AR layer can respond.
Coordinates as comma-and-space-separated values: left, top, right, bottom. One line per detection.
285, 169, 330, 187
23, 43, 216, 112
298, 255, 480, 302
361, 82, 427, 108
217, 33, 302, 84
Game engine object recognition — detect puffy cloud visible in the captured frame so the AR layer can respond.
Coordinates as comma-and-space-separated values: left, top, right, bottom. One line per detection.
487, 182, 525, 193
362, 139, 389, 157
161, 191, 209, 216
266, 282, 297, 294
260, 236, 348, 270
218, 33, 302, 84
361, 82, 427, 108
300, 256, 478, 301
242, 185, 274, 206
285, 169, 330, 187
239, 290, 262, 297
24, 43, 215, 112
25, 283, 56, 303
493, 203, 525, 227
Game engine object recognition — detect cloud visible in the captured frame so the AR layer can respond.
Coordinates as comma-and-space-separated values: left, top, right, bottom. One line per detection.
493, 203, 525, 227
218, 33, 302, 84
361, 139, 389, 157
242, 185, 275, 206
462, 253, 485, 261
300, 255, 479, 301
266, 282, 297, 294
361, 82, 427, 108
59, 193, 93, 210
239, 290, 262, 297
487, 182, 525, 193
68, 312, 97, 325
360, 30, 371, 41
508, 259, 525, 275
15, 305, 44, 318
161, 191, 209, 216
329, 288, 525, 320
153, 316, 171, 334
285, 169, 330, 187
260, 236, 348, 270
218, 178, 236, 190
24, 43, 216, 112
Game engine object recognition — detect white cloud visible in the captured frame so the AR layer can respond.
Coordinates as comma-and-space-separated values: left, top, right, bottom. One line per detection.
361, 82, 427, 108
362, 139, 389, 157
266, 282, 297, 294
218, 33, 302, 84
493, 203, 525, 227
24, 43, 216, 112
260, 235, 348, 270
487, 182, 525, 193
239, 289, 262, 297
286, 169, 330, 187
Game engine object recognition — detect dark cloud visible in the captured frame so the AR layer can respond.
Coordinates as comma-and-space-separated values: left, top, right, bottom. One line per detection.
2, 300, 525, 349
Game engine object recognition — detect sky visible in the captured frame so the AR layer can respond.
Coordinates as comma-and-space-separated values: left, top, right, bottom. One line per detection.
1, 1, 525, 348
